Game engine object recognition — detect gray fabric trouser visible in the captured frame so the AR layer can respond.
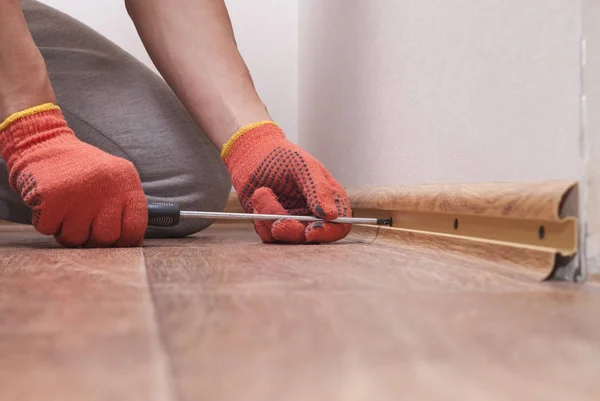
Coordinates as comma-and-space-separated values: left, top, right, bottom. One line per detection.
0, 0, 232, 237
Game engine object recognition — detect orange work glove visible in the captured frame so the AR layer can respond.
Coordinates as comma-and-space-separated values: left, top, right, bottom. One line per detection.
0, 103, 147, 247
222, 121, 352, 244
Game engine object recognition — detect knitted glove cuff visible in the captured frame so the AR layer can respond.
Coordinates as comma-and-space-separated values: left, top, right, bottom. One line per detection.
0, 104, 72, 173
0, 103, 60, 132
221, 120, 278, 161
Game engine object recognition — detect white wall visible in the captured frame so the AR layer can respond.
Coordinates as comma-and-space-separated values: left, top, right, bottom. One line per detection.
225, 0, 298, 142
36, 0, 299, 142
299, 0, 583, 187
584, 0, 600, 273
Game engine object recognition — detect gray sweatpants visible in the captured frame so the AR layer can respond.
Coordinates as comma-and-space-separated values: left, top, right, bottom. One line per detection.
0, 0, 232, 237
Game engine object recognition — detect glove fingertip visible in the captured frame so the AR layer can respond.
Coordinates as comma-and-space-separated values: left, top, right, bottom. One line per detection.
305, 221, 351, 244
35, 210, 62, 236
252, 187, 287, 215
272, 219, 307, 244
254, 220, 276, 243
115, 196, 148, 247
312, 202, 339, 220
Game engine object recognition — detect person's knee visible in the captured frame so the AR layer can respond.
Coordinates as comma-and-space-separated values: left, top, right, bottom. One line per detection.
145, 163, 232, 239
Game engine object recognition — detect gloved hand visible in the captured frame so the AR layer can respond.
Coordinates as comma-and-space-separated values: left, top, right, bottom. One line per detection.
0, 103, 148, 247
222, 121, 352, 244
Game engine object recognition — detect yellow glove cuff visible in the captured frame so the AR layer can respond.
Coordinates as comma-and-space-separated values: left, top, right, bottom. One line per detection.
0, 103, 60, 132
221, 120, 277, 160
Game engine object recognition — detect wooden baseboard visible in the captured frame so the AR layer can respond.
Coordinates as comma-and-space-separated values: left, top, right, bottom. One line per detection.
346, 181, 580, 281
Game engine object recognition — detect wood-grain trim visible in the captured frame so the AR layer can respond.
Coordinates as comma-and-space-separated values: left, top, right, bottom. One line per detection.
347, 181, 580, 280
347, 181, 577, 220
349, 182, 578, 252
351, 210, 577, 254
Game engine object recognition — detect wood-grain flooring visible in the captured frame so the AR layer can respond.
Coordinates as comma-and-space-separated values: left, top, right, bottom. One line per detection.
1, 223, 599, 401
0, 226, 172, 401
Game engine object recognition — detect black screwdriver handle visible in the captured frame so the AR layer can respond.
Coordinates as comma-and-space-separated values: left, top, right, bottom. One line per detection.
148, 201, 181, 227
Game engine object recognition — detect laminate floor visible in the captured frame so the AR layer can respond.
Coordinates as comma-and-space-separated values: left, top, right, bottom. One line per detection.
1, 223, 599, 401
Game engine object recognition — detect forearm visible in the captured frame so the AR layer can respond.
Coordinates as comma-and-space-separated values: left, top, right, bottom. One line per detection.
0, 1, 56, 121
125, 0, 271, 150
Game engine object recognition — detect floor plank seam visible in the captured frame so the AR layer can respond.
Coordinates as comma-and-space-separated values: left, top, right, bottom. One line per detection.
140, 249, 181, 401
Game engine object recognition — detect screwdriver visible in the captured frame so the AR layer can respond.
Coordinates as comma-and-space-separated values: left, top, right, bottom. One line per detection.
147, 201, 392, 227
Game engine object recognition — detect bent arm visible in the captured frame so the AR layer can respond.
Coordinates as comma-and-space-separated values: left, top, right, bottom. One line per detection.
125, 0, 272, 149
0, 0, 56, 121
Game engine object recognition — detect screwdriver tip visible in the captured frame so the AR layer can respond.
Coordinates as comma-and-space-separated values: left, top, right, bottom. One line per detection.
376, 218, 393, 226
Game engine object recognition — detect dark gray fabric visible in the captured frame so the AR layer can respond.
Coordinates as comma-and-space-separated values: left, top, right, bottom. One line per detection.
0, 0, 232, 238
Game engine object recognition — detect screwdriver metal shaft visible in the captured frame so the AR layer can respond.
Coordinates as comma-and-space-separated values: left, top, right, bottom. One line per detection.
180, 210, 391, 225
147, 201, 392, 227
